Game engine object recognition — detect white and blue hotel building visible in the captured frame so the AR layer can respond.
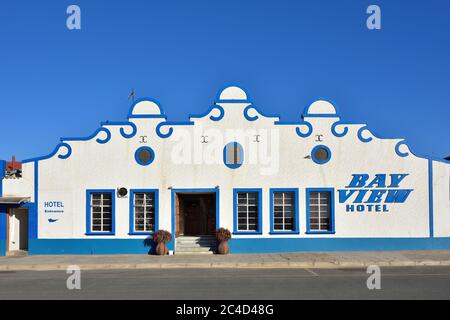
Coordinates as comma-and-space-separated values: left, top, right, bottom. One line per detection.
1, 86, 449, 255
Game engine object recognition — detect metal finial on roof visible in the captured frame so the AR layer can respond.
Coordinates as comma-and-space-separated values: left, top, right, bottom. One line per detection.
128, 89, 136, 103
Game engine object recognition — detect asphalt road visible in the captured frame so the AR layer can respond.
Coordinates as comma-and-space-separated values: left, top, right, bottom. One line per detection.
0, 267, 449, 300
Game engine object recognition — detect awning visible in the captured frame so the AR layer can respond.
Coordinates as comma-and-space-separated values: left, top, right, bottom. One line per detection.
0, 197, 31, 205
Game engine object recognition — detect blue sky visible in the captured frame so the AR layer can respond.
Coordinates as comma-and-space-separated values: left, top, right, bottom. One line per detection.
0, 0, 449, 161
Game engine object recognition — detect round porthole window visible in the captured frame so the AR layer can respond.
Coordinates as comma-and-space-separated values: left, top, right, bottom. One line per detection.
135, 147, 155, 166
311, 145, 331, 165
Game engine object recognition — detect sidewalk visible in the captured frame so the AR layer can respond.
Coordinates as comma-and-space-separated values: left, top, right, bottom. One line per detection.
1, 251, 450, 271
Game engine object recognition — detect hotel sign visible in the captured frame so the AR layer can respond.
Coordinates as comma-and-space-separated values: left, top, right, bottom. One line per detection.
338, 174, 413, 213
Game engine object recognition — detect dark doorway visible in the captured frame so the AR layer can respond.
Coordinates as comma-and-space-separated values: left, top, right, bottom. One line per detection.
176, 193, 216, 237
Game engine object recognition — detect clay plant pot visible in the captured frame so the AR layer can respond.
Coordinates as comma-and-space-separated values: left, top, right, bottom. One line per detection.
217, 241, 229, 255
155, 242, 168, 255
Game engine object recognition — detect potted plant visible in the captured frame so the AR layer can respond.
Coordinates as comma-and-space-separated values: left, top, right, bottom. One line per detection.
216, 228, 232, 255
152, 230, 172, 255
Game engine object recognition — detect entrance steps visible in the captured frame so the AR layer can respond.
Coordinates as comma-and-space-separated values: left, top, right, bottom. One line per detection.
6, 250, 28, 257
175, 236, 217, 255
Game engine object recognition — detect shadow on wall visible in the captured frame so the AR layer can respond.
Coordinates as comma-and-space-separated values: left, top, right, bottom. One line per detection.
143, 237, 156, 255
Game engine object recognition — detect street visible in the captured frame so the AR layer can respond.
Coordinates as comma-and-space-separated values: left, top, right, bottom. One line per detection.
0, 266, 449, 300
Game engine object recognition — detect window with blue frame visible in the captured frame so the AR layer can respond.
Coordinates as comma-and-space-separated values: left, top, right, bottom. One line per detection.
270, 189, 299, 233
86, 190, 115, 235
234, 189, 262, 234
130, 190, 157, 234
306, 189, 335, 233
224, 142, 244, 169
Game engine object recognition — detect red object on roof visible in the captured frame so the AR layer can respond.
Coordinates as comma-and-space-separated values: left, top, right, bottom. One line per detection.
6, 156, 21, 172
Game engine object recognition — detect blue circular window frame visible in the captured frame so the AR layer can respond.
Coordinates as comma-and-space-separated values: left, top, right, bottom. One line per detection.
223, 142, 244, 169
311, 145, 332, 165
135, 146, 155, 166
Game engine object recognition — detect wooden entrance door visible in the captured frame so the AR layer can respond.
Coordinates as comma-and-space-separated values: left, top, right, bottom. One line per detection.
178, 193, 216, 237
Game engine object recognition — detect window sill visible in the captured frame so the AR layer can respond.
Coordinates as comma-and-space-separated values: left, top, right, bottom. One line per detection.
128, 232, 153, 236
269, 231, 300, 235
232, 232, 263, 236
305, 231, 336, 235
85, 232, 116, 237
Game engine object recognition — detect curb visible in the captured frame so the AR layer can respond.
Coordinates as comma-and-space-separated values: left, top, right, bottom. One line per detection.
1, 260, 450, 272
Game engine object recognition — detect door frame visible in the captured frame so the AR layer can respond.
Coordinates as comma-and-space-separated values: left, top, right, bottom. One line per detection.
5, 208, 10, 253
6, 207, 29, 253
171, 189, 220, 241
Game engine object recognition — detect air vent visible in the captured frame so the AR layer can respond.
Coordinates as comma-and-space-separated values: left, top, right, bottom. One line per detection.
117, 187, 128, 198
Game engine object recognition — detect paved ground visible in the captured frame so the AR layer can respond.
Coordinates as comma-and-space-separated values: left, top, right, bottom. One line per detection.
1, 250, 450, 271
0, 266, 449, 300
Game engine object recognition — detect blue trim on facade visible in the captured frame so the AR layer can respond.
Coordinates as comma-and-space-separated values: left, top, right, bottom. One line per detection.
357, 126, 373, 143
428, 160, 434, 238
29, 239, 153, 255
171, 188, 220, 251
101, 121, 138, 139
0, 160, 6, 256
395, 140, 410, 157
21, 237, 450, 255
311, 145, 332, 165
0, 160, 5, 178
129, 189, 159, 235
233, 188, 263, 235
273, 121, 314, 138
156, 121, 195, 139
303, 114, 340, 118
85, 189, 116, 236
243, 106, 280, 122
229, 237, 450, 253
295, 123, 313, 138
28, 161, 39, 240
134, 146, 155, 166
393, 139, 449, 164
223, 142, 244, 169
189, 105, 225, 122
330, 121, 365, 138
269, 188, 300, 235
61, 127, 112, 144
305, 188, 336, 234
243, 106, 259, 121
22, 143, 72, 163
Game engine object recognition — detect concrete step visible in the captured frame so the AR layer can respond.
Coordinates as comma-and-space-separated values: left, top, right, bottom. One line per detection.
6, 250, 28, 257
176, 239, 216, 244
176, 243, 216, 248
176, 236, 217, 246
176, 236, 217, 255
175, 251, 215, 255
176, 246, 215, 252
176, 241, 217, 246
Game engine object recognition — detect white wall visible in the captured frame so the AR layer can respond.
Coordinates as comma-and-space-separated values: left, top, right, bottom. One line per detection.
5, 87, 450, 241
432, 161, 450, 237
2, 162, 34, 201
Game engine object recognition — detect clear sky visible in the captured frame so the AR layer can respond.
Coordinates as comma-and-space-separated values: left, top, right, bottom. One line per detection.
0, 0, 449, 161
